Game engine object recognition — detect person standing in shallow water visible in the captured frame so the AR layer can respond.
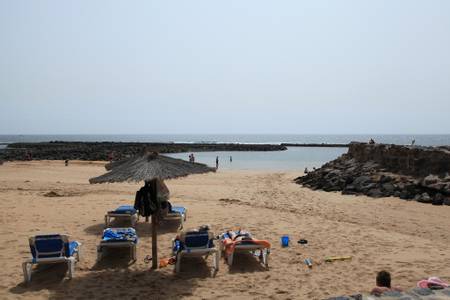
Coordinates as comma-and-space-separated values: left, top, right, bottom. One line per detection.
216, 156, 219, 169
230, 156, 232, 163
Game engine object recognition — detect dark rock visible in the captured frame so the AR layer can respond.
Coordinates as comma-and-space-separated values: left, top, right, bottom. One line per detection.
368, 188, 384, 198
443, 197, 450, 206
432, 193, 444, 205
417, 192, 432, 203
423, 174, 439, 185
352, 176, 371, 187
381, 182, 395, 193
380, 175, 393, 183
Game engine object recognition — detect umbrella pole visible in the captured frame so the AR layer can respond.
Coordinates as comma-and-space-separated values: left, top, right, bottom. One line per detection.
151, 178, 158, 269
151, 214, 158, 269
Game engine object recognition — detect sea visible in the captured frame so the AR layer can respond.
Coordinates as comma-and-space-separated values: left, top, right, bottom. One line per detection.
1, 134, 449, 171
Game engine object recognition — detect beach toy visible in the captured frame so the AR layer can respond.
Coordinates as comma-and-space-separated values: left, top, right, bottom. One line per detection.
281, 235, 290, 247
159, 257, 176, 268
304, 258, 313, 268
324, 256, 352, 262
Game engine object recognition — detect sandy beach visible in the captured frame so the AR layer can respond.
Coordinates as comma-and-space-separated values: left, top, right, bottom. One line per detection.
1, 160, 450, 299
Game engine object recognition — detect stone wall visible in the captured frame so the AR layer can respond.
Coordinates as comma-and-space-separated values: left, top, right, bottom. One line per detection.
348, 143, 450, 176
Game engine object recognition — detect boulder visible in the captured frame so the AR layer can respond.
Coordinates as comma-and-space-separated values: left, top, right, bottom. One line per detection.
444, 197, 450, 206
417, 192, 432, 203
368, 188, 384, 198
381, 182, 395, 193
423, 174, 439, 185
352, 176, 371, 187
399, 191, 412, 200
379, 175, 393, 183
432, 193, 444, 205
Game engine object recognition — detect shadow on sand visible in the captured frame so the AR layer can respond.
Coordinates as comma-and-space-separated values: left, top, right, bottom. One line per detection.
92, 247, 136, 270
10, 262, 206, 299
84, 219, 181, 237
227, 253, 269, 274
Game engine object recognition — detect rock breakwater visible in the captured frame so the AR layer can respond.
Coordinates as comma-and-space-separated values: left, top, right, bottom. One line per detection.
296, 143, 450, 205
0, 141, 286, 161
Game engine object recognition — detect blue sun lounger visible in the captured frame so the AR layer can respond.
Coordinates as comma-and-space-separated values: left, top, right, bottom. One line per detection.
97, 228, 138, 261
105, 205, 138, 227
172, 226, 219, 276
22, 234, 81, 283
165, 206, 187, 229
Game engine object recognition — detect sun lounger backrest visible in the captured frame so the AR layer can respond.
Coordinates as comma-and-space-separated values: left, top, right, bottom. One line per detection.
178, 230, 214, 248
184, 232, 210, 248
112, 205, 137, 214
30, 234, 69, 259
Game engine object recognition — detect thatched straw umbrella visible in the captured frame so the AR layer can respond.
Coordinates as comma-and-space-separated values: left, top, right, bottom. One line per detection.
90, 152, 215, 269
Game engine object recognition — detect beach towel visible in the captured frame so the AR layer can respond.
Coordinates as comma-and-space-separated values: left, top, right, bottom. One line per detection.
417, 277, 449, 289
102, 228, 138, 243
221, 230, 271, 257
109, 205, 137, 215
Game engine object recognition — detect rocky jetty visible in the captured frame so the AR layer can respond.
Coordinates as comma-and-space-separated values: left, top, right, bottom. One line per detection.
281, 143, 349, 147
296, 143, 450, 205
0, 141, 286, 161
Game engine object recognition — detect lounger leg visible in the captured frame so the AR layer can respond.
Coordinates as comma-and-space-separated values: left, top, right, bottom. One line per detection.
227, 252, 234, 267
97, 246, 102, 261
131, 215, 137, 227
263, 249, 269, 268
215, 250, 220, 271
22, 262, 32, 283
104, 215, 108, 227
179, 216, 184, 230
132, 245, 136, 261
67, 257, 75, 279
175, 253, 181, 273
76, 245, 81, 262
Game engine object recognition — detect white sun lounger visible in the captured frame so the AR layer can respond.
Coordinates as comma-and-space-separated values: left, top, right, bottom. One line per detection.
97, 228, 138, 261
219, 231, 270, 268
104, 205, 138, 227
22, 234, 81, 283
172, 229, 219, 276
164, 206, 187, 229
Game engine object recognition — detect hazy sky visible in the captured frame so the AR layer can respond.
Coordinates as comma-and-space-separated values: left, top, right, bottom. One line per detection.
1, 1, 449, 134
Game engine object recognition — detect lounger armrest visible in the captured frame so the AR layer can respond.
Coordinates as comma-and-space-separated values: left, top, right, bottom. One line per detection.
234, 244, 267, 250
68, 241, 81, 257
182, 247, 218, 254
33, 257, 70, 264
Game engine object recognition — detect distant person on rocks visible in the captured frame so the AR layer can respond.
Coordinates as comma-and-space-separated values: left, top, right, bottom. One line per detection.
216, 156, 219, 169
304, 167, 308, 174
369, 138, 375, 144
371, 271, 403, 296
411, 139, 415, 146
192, 154, 195, 163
